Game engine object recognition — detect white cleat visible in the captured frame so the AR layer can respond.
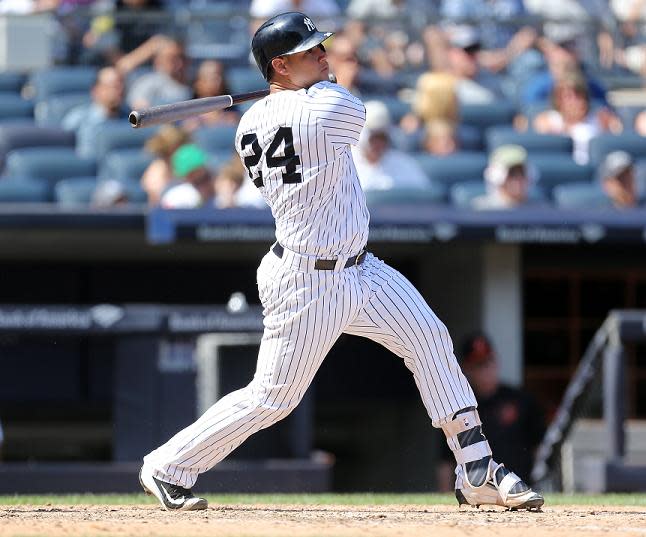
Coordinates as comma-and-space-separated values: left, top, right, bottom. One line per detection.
139, 465, 208, 511
455, 459, 544, 511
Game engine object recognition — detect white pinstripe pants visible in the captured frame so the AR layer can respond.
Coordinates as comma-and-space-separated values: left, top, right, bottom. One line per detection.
144, 250, 477, 488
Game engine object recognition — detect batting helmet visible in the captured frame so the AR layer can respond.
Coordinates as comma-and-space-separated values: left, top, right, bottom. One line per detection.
252, 12, 333, 81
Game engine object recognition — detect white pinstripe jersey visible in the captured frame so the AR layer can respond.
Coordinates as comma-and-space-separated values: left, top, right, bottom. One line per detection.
235, 81, 368, 258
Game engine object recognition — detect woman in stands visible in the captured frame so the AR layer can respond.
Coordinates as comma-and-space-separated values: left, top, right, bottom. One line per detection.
182, 61, 240, 132
533, 71, 622, 164
140, 125, 190, 206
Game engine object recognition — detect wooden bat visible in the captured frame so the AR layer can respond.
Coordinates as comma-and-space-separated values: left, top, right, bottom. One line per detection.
128, 89, 270, 129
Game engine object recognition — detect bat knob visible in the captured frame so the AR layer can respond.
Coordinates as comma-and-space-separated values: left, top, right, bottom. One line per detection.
129, 111, 141, 128
328, 72, 337, 84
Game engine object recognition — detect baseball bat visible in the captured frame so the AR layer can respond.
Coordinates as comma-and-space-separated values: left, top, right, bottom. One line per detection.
128, 89, 270, 129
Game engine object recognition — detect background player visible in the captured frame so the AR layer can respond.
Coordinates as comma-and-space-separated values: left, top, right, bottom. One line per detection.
139, 11, 544, 512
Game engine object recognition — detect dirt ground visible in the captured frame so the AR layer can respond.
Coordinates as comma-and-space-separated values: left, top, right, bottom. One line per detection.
2, 504, 646, 537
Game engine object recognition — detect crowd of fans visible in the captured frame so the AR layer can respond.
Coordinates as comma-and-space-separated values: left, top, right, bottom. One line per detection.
0, 0, 645, 209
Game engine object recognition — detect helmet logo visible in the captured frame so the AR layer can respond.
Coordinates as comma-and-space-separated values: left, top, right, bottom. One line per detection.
304, 17, 316, 31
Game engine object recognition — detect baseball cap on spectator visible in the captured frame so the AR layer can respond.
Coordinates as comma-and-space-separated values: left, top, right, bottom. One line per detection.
485, 145, 527, 186
601, 151, 633, 180
172, 144, 207, 178
460, 333, 495, 367
543, 23, 581, 50
447, 24, 481, 53
364, 100, 392, 133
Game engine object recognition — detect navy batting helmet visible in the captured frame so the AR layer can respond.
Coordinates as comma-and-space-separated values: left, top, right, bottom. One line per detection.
252, 12, 333, 81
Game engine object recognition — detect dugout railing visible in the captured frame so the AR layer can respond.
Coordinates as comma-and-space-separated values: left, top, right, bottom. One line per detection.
531, 310, 646, 492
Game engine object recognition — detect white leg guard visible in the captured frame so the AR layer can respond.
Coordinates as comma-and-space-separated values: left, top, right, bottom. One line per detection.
442, 408, 544, 511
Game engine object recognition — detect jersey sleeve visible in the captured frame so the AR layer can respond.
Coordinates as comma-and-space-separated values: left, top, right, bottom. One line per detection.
305, 81, 365, 147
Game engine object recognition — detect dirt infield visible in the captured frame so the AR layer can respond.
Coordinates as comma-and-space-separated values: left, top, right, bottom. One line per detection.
2, 503, 646, 537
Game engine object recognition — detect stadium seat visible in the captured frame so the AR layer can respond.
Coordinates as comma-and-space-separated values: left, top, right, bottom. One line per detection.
120, 178, 148, 204
27, 67, 97, 100
0, 72, 26, 93
486, 126, 573, 154
461, 102, 516, 130
449, 181, 486, 208
0, 176, 51, 202
99, 149, 154, 181
5, 148, 96, 184
364, 184, 447, 206
527, 154, 594, 194
227, 66, 267, 94
0, 123, 76, 170
194, 125, 238, 153
93, 120, 159, 160
412, 152, 488, 186
552, 182, 613, 209
0, 93, 34, 121
54, 176, 97, 206
450, 181, 546, 208
34, 93, 92, 126
366, 96, 410, 123
588, 133, 646, 167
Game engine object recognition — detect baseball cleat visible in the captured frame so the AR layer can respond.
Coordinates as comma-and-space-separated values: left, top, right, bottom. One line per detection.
139, 466, 208, 511
455, 459, 544, 511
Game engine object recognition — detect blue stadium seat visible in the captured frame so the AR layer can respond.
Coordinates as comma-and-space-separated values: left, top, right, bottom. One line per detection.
552, 182, 613, 208
54, 176, 97, 206
528, 154, 594, 194
227, 66, 267, 94
93, 120, 159, 160
0, 72, 26, 93
34, 93, 92, 126
5, 148, 96, 184
449, 181, 486, 208
99, 149, 154, 181
194, 125, 238, 153
486, 126, 573, 154
27, 67, 97, 100
461, 102, 516, 130
120, 178, 148, 204
0, 123, 76, 170
450, 181, 546, 208
412, 152, 488, 186
0, 93, 34, 121
364, 184, 447, 206
588, 133, 646, 167
0, 176, 51, 202
366, 96, 410, 123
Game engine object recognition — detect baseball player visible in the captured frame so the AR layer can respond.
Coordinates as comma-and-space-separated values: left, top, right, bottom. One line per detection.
139, 12, 544, 512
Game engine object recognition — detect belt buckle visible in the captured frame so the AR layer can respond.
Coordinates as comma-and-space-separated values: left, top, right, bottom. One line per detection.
354, 250, 365, 267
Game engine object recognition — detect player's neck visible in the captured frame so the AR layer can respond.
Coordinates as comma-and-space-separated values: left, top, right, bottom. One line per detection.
269, 79, 304, 93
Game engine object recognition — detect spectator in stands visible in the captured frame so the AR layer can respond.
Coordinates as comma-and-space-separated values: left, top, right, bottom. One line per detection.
423, 120, 460, 156
600, 151, 640, 209
436, 25, 505, 105
437, 333, 545, 489
126, 38, 191, 109
521, 30, 609, 107
249, 0, 340, 20
352, 100, 429, 191
182, 61, 240, 132
533, 71, 622, 164
141, 125, 190, 206
82, 0, 165, 65
213, 158, 245, 209
327, 33, 362, 95
472, 145, 536, 210
62, 67, 128, 158
91, 179, 130, 208
439, 0, 538, 73
401, 72, 458, 133
635, 111, 646, 136
161, 144, 214, 209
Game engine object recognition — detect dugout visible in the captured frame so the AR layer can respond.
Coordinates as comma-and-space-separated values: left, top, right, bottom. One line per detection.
0, 206, 645, 492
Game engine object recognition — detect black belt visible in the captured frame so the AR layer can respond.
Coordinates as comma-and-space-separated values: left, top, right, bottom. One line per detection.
272, 243, 367, 270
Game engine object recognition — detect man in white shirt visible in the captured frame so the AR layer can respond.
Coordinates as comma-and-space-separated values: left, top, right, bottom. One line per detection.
352, 100, 430, 191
